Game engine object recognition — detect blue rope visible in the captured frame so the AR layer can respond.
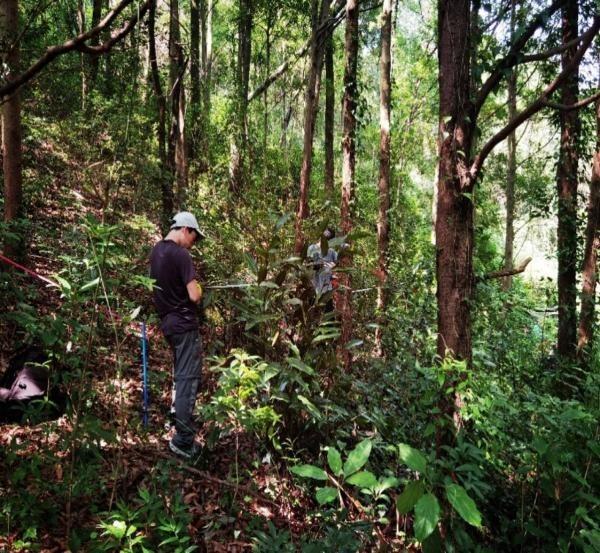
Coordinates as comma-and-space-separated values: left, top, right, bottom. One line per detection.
140, 322, 149, 427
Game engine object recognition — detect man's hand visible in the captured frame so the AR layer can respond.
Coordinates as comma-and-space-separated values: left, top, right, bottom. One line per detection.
187, 279, 203, 304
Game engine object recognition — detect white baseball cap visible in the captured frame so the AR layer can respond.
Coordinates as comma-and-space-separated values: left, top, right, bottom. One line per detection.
170, 211, 205, 239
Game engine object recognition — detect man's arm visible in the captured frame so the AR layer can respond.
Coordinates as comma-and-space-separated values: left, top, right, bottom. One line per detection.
186, 279, 203, 304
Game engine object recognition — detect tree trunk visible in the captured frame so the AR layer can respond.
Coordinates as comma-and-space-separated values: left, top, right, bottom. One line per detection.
436, 0, 473, 365
324, 31, 335, 196
199, 0, 212, 171
375, 0, 392, 357
556, 1, 580, 363
149, 0, 171, 221
89, 0, 103, 86
577, 97, 600, 359
503, 0, 517, 291
77, 0, 87, 108
189, 0, 200, 160
1, 0, 23, 257
230, 0, 253, 193
338, 0, 359, 371
167, 0, 188, 208
294, 0, 330, 254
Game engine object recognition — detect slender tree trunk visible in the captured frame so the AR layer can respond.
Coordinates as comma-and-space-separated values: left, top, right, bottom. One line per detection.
168, 0, 188, 207
199, 0, 212, 171
89, 0, 103, 87
556, 1, 580, 364
1, 0, 23, 257
294, 0, 330, 254
338, 0, 359, 371
324, 31, 335, 196
263, 5, 274, 153
503, 0, 517, 291
189, 0, 200, 160
102, 0, 113, 96
149, 0, 171, 221
577, 97, 600, 359
77, 0, 87, 108
375, 0, 392, 357
230, 0, 253, 193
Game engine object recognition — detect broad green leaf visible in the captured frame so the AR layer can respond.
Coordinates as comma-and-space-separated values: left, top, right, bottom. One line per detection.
445, 484, 482, 527
398, 443, 427, 474
259, 281, 279, 289
346, 471, 378, 488
396, 480, 425, 514
378, 476, 400, 492
315, 486, 338, 505
532, 437, 549, 456
287, 357, 315, 374
343, 439, 372, 477
290, 464, 328, 480
53, 275, 72, 291
414, 494, 440, 542
327, 447, 343, 476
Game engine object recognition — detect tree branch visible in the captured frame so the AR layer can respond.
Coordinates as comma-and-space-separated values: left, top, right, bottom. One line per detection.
469, 15, 600, 183
474, 0, 565, 117
479, 257, 532, 281
520, 33, 582, 63
247, 0, 345, 103
0, 0, 148, 98
542, 89, 600, 111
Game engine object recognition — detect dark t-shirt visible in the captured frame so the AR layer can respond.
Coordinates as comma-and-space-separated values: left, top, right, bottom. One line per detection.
149, 240, 199, 336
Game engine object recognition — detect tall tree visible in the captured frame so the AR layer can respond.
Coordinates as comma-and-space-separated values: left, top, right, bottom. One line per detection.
577, 97, 600, 359
435, 0, 598, 430
230, 0, 253, 192
294, 0, 330, 254
199, 0, 213, 170
503, 0, 518, 291
189, 0, 201, 160
556, 1, 580, 363
324, 32, 335, 195
1, 0, 23, 256
148, 0, 170, 221
338, 0, 359, 371
375, 0, 392, 356
168, 0, 188, 207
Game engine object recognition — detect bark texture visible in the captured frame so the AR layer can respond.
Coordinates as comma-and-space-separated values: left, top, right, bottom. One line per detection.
338, 0, 359, 371
556, 1, 580, 362
324, 33, 335, 195
375, 0, 392, 356
436, 0, 473, 364
1, 0, 23, 256
577, 98, 600, 358
189, 0, 200, 160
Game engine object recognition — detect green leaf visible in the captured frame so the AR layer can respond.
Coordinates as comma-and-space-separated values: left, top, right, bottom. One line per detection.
398, 443, 427, 474
343, 439, 372, 477
297, 395, 323, 420
445, 484, 482, 527
345, 339, 363, 350
396, 480, 425, 514
80, 277, 100, 292
290, 464, 328, 480
287, 357, 315, 374
346, 471, 378, 488
422, 526, 443, 553
414, 494, 440, 542
327, 447, 343, 476
315, 486, 338, 505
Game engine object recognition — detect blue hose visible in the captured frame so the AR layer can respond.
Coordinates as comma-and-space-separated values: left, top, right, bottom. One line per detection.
140, 322, 149, 427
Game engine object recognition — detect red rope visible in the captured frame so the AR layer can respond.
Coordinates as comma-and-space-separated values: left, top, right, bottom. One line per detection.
0, 251, 58, 287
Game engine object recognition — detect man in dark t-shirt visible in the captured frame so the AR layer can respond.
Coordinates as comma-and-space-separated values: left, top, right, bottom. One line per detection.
150, 211, 204, 460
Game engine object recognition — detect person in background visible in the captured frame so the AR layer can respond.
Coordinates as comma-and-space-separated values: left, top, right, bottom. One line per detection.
149, 211, 204, 460
307, 226, 338, 312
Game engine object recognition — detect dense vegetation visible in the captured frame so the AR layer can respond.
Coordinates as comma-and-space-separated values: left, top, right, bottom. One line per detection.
0, 0, 599, 551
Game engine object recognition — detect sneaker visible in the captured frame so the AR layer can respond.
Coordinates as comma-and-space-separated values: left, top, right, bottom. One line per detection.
168, 439, 201, 460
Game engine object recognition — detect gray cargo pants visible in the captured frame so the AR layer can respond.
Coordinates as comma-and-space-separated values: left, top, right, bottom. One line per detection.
166, 330, 202, 449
